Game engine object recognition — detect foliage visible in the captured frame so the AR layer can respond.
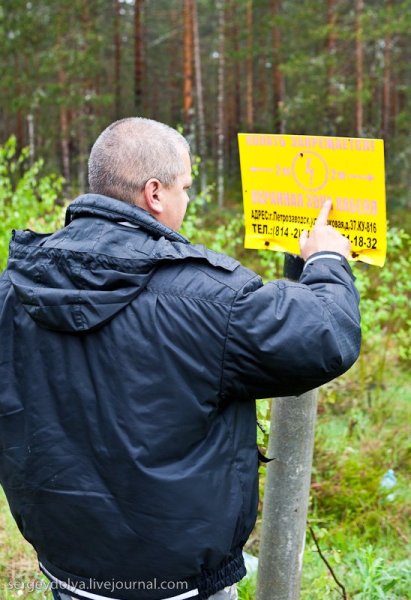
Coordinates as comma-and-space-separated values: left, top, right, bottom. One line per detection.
0, 484, 50, 599
0, 137, 65, 269
181, 191, 245, 257
354, 228, 411, 388
236, 370, 411, 600
0, 150, 409, 599
183, 191, 410, 600
299, 545, 410, 599
1, 0, 411, 205
182, 193, 284, 280
237, 573, 256, 600
312, 370, 410, 533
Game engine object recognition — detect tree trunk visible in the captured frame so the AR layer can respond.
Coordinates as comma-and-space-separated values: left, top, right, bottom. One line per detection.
382, 0, 392, 138
233, 1, 242, 129
225, 0, 238, 172
216, 0, 225, 208
326, 0, 337, 130
246, 0, 254, 130
192, 0, 207, 194
168, 7, 181, 124
27, 113, 35, 165
391, 76, 399, 137
16, 111, 24, 154
272, 0, 284, 132
355, 0, 364, 136
183, 0, 194, 138
114, 0, 122, 119
134, 0, 144, 113
13, 54, 24, 153
256, 56, 268, 130
77, 113, 87, 193
59, 70, 71, 184
226, 0, 241, 171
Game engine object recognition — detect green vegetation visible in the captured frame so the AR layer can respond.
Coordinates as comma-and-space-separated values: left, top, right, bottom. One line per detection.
0, 146, 410, 599
0, 489, 51, 599
0, 137, 65, 270
2, 1, 411, 210
299, 367, 410, 599
237, 368, 411, 600
183, 194, 410, 599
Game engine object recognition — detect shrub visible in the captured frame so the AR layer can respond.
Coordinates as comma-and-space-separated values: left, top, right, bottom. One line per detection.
0, 137, 65, 269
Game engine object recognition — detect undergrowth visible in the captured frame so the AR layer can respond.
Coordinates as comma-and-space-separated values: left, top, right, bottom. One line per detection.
182, 195, 410, 599
0, 142, 410, 599
237, 370, 410, 600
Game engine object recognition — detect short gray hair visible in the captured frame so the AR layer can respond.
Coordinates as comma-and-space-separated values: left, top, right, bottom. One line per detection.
88, 117, 190, 204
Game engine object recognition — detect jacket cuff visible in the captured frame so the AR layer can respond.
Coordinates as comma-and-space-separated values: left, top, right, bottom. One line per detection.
303, 251, 354, 279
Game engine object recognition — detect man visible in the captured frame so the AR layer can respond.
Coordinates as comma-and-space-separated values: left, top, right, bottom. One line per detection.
0, 118, 360, 600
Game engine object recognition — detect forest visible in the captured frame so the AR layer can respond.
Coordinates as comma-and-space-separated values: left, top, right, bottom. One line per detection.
1, 0, 411, 208
0, 1, 410, 599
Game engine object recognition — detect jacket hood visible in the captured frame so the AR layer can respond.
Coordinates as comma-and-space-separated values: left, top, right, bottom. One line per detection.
6, 194, 239, 333
7, 230, 159, 333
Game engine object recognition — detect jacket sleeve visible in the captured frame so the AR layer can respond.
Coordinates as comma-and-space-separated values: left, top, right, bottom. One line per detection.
220, 253, 361, 400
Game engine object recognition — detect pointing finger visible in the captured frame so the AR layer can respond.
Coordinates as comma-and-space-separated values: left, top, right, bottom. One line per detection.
299, 230, 309, 256
314, 200, 332, 227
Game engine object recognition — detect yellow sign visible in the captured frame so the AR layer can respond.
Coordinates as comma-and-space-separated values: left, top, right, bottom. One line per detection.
238, 133, 387, 267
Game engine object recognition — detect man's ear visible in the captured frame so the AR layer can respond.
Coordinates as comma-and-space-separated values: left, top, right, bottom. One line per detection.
143, 178, 164, 217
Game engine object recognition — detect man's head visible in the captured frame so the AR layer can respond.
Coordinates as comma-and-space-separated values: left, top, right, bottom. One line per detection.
88, 117, 192, 231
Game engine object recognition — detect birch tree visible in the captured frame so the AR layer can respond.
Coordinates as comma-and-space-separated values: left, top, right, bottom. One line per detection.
382, 0, 393, 138
192, 0, 207, 194
183, 0, 194, 138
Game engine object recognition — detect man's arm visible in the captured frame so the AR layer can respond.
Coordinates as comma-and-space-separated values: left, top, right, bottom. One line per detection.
220, 201, 361, 401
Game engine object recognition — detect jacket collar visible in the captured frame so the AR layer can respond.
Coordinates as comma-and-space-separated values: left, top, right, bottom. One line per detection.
65, 193, 189, 244
64, 193, 239, 273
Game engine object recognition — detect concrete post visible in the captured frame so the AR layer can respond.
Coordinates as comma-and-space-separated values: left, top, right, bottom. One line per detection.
256, 390, 318, 600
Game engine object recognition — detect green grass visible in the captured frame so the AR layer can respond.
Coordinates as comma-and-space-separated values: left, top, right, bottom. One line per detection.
237, 367, 411, 599
0, 490, 51, 599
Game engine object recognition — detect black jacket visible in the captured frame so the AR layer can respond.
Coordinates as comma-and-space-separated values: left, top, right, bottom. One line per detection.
0, 195, 361, 600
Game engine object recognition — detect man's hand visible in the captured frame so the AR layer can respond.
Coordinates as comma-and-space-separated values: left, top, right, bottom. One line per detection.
299, 200, 350, 261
